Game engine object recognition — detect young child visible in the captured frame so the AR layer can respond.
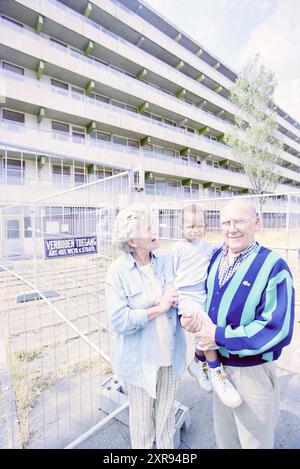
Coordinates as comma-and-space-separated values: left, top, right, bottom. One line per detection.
171, 204, 242, 408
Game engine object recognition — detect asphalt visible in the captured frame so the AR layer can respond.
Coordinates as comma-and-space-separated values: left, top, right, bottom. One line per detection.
77, 308, 300, 450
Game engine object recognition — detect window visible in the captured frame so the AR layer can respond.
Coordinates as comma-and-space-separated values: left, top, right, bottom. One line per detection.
24, 217, 32, 238
3, 109, 25, 123
124, 71, 135, 78
189, 155, 197, 165
91, 93, 110, 104
94, 57, 109, 66
96, 169, 112, 179
126, 105, 137, 114
2, 15, 23, 28
153, 145, 164, 154
165, 148, 175, 157
5, 159, 24, 185
96, 94, 109, 104
50, 37, 67, 48
164, 118, 173, 126
51, 78, 68, 90
146, 177, 154, 184
52, 165, 71, 175
156, 179, 167, 193
72, 126, 85, 140
74, 167, 86, 186
6, 219, 20, 239
70, 47, 84, 56
113, 135, 127, 146
152, 114, 162, 122
167, 180, 178, 187
187, 127, 195, 134
112, 100, 125, 109
71, 86, 84, 98
191, 183, 199, 190
2, 61, 24, 75
52, 164, 71, 186
92, 131, 110, 142
143, 144, 153, 151
52, 121, 69, 133
141, 111, 151, 118
128, 139, 139, 148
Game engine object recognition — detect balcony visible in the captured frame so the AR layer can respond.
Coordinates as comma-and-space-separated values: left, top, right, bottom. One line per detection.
2, 11, 300, 158
0, 16, 234, 136
2, 117, 298, 204
1, 69, 232, 160
77, 0, 234, 90
14, 0, 240, 117
0, 119, 254, 196
3, 67, 300, 177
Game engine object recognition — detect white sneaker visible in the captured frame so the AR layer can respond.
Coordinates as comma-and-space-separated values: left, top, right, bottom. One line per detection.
188, 359, 212, 393
210, 365, 242, 408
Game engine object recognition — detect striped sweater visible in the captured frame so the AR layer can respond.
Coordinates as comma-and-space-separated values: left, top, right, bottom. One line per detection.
206, 244, 295, 366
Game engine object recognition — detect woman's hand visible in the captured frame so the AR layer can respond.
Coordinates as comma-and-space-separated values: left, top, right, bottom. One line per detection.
157, 286, 178, 314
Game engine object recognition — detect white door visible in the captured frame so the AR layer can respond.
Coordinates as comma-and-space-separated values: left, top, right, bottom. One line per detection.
3, 218, 24, 258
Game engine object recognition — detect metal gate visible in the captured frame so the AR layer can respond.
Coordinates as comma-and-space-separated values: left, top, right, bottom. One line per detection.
0, 172, 131, 448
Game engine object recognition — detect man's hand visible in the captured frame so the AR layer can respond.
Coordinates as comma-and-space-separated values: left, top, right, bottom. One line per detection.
180, 312, 205, 333
195, 316, 217, 351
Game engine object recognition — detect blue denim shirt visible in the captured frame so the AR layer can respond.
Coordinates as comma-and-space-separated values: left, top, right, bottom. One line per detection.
105, 250, 186, 398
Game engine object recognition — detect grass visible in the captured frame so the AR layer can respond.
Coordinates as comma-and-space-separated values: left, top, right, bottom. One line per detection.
10, 347, 111, 448
13, 349, 40, 363
11, 349, 51, 448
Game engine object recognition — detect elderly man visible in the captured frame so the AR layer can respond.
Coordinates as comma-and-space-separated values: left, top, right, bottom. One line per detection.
182, 199, 295, 449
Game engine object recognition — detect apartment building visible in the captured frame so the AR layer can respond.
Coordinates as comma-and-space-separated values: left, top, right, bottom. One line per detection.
1, 0, 300, 208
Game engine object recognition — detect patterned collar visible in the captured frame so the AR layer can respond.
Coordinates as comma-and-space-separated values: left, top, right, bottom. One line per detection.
218, 241, 258, 287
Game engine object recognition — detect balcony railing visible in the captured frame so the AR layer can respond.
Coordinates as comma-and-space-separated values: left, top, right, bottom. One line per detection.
1, 68, 228, 154
0, 120, 247, 186
0, 15, 234, 131
43, 0, 237, 111
2, 4, 300, 147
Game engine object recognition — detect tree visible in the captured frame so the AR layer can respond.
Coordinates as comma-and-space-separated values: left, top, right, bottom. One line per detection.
224, 54, 283, 195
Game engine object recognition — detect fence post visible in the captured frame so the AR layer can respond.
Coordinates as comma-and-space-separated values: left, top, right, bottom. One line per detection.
285, 193, 291, 263
0, 207, 3, 259
31, 202, 38, 289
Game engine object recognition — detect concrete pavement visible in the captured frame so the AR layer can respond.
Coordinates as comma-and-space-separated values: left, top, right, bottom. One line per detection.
77, 307, 300, 449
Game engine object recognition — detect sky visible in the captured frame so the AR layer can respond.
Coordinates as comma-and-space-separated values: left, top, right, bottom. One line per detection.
145, 0, 300, 122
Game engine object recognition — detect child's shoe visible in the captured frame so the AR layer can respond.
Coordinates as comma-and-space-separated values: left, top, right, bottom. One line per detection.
210, 364, 242, 408
188, 359, 212, 392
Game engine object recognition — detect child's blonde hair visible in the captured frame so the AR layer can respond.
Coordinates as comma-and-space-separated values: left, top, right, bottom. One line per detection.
181, 204, 206, 225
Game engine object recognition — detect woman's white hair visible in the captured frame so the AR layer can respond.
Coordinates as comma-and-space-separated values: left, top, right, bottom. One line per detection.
112, 203, 151, 253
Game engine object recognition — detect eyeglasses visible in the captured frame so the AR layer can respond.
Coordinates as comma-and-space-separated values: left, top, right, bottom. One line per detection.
221, 219, 249, 229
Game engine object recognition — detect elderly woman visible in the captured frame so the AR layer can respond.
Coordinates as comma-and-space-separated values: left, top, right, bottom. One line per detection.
105, 203, 186, 449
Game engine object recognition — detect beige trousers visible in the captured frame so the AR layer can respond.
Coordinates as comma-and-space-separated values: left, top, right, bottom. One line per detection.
127, 366, 177, 449
213, 362, 280, 449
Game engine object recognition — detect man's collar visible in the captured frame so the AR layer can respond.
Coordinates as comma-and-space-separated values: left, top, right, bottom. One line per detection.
221, 241, 258, 259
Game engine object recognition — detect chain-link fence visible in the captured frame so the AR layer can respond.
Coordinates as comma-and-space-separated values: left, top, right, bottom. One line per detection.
0, 186, 299, 448
152, 192, 300, 258
151, 192, 300, 312
0, 172, 131, 448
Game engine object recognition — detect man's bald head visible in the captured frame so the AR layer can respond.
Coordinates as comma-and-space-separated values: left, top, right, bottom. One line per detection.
220, 198, 260, 255
221, 199, 257, 218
